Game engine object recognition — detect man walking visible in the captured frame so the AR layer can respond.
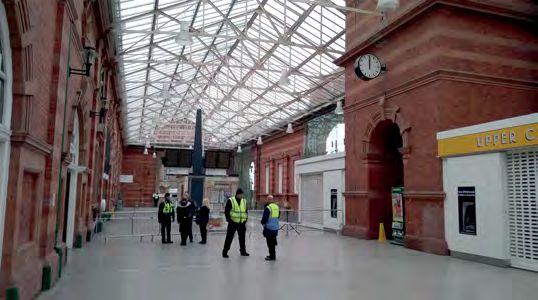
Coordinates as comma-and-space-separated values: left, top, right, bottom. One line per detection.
158, 193, 174, 244
222, 188, 249, 258
261, 195, 280, 261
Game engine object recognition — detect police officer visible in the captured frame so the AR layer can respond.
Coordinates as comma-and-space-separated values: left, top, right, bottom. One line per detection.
261, 195, 280, 261
158, 193, 175, 244
177, 193, 196, 246
222, 188, 249, 258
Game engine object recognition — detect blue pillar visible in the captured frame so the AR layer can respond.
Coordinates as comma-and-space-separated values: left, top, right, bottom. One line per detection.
190, 108, 204, 207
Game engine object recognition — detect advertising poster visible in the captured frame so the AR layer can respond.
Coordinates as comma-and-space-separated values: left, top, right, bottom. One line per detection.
391, 187, 405, 245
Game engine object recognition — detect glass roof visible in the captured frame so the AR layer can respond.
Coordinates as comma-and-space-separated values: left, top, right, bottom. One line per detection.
112, 0, 347, 148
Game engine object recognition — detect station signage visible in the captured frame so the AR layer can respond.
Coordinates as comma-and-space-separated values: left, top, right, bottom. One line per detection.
438, 122, 537, 157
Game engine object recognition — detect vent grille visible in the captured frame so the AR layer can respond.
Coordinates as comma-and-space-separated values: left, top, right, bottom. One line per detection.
507, 149, 538, 271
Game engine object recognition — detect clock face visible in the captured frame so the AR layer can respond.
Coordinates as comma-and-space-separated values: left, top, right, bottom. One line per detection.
357, 54, 382, 80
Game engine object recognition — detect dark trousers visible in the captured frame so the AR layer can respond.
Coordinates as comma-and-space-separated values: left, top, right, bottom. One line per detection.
179, 219, 193, 244
153, 199, 158, 207
223, 222, 246, 254
266, 236, 277, 258
160, 221, 171, 243
199, 223, 207, 243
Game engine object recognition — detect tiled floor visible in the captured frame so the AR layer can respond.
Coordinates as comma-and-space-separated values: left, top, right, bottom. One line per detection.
39, 220, 538, 300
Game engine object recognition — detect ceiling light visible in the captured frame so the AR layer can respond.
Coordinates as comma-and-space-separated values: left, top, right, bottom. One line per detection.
257, 136, 263, 145
145, 140, 151, 148
152, 151, 157, 159
279, 70, 290, 86
334, 100, 344, 115
143, 148, 148, 155
237, 145, 242, 153
286, 123, 294, 134
176, 31, 192, 46
377, 0, 400, 11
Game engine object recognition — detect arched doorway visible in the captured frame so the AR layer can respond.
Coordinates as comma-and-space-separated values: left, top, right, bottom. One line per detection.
0, 0, 13, 269
368, 120, 404, 239
63, 113, 80, 248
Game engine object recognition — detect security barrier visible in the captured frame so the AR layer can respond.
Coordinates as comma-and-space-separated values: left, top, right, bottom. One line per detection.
101, 208, 342, 243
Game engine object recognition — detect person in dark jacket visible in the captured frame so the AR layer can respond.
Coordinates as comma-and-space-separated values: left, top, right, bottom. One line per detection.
177, 193, 196, 245
261, 195, 280, 261
222, 188, 249, 258
158, 193, 175, 244
196, 198, 211, 244
152, 192, 160, 207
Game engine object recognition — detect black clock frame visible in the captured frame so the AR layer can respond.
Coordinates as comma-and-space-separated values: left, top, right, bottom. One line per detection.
354, 54, 387, 81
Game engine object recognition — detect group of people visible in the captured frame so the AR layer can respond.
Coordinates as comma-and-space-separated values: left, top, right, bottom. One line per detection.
157, 188, 281, 261
157, 192, 210, 246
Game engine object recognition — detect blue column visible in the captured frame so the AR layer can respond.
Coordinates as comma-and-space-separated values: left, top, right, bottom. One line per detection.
190, 108, 204, 207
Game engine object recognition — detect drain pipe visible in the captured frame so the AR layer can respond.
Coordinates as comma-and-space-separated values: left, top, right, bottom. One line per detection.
53, 24, 73, 279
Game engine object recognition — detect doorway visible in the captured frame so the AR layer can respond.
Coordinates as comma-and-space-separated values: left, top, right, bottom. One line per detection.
64, 113, 80, 248
368, 120, 404, 238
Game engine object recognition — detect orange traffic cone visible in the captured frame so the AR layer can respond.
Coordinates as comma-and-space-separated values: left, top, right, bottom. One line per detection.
378, 223, 386, 243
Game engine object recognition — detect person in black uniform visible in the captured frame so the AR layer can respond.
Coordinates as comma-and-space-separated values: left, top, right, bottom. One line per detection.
158, 193, 174, 244
177, 193, 196, 245
222, 188, 249, 258
152, 192, 160, 207
196, 198, 211, 244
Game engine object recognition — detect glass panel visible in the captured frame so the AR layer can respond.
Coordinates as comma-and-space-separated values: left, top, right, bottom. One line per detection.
304, 113, 344, 158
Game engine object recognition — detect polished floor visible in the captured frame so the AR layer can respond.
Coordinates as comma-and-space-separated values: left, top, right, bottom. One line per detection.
39, 221, 538, 300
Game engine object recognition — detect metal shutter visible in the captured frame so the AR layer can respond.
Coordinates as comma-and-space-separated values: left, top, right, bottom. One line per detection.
300, 174, 323, 228
507, 149, 538, 271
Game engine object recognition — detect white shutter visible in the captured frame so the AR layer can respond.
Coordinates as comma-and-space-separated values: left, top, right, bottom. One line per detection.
507, 149, 538, 271
300, 174, 323, 228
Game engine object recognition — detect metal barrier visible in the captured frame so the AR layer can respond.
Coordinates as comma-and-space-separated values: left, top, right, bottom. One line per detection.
101, 208, 342, 243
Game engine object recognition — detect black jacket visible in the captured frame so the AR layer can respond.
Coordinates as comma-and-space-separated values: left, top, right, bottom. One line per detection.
196, 206, 210, 224
158, 200, 175, 223
177, 200, 196, 223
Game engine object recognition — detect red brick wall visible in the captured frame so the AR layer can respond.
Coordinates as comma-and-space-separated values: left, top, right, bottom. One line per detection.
1, 0, 124, 298
338, 2, 538, 255
120, 146, 159, 207
255, 128, 304, 209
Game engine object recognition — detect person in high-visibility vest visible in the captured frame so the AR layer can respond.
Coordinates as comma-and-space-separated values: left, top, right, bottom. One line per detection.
158, 193, 175, 244
261, 195, 280, 261
222, 188, 249, 258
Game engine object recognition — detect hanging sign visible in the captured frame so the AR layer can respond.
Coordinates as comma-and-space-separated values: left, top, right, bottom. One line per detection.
391, 187, 405, 245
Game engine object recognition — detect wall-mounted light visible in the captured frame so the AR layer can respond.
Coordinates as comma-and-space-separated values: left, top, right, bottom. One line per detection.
237, 145, 242, 153
69, 46, 97, 77
152, 151, 157, 159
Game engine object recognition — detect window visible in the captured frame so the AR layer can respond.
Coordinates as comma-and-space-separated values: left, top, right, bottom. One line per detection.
458, 186, 476, 235
265, 165, 270, 194
278, 164, 283, 194
326, 123, 345, 154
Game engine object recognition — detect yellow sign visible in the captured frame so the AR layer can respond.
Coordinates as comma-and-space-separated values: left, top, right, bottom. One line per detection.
438, 123, 538, 157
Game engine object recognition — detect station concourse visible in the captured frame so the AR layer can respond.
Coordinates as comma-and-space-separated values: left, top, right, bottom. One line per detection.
0, 1, 537, 299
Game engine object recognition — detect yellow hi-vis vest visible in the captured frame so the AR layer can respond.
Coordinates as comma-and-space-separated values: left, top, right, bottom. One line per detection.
163, 202, 173, 213
229, 197, 247, 223
266, 203, 280, 231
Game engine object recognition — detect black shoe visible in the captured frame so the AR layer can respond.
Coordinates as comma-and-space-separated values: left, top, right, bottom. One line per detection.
240, 252, 250, 257
190, 240, 193, 243
199, 241, 206, 244
161, 241, 166, 244
265, 256, 276, 261
180, 242, 186, 246
167, 240, 173, 244
222, 252, 229, 258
